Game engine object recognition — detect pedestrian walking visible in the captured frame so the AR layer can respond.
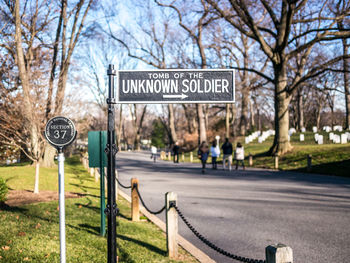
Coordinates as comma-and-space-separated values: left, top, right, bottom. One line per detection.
235, 142, 245, 170
150, 145, 157, 163
221, 138, 233, 170
210, 141, 220, 169
198, 141, 209, 174
172, 142, 180, 163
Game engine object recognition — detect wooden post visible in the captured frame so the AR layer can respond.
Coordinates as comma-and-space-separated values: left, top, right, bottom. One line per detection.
266, 244, 293, 263
190, 152, 193, 163
182, 153, 185, 162
166, 192, 178, 259
131, 178, 139, 222
274, 155, 279, 170
249, 153, 253, 166
307, 155, 312, 172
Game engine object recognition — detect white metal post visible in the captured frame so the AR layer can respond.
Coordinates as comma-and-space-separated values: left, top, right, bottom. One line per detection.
58, 152, 66, 263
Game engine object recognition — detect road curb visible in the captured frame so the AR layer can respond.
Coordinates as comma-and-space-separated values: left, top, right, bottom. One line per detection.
118, 189, 216, 263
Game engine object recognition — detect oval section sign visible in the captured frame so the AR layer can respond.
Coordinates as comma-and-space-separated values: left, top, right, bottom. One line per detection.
45, 116, 76, 148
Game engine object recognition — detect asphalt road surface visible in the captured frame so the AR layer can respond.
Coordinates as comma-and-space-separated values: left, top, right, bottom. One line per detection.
116, 151, 350, 263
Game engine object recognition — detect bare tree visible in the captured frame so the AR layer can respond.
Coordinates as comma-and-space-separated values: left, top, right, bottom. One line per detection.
207, 0, 350, 155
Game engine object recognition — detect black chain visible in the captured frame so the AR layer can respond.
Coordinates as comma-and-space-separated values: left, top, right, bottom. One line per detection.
134, 185, 166, 215
116, 178, 132, 189
172, 204, 266, 263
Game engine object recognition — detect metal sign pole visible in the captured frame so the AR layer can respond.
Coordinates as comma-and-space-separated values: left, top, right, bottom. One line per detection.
100, 131, 106, 236
106, 64, 118, 263
58, 148, 66, 263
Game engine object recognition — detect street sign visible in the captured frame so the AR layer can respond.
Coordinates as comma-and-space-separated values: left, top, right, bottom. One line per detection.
44, 116, 77, 263
88, 131, 107, 168
45, 116, 77, 149
117, 69, 235, 103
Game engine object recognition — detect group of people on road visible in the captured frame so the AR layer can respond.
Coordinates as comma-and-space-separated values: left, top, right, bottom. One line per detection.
197, 138, 245, 173
150, 138, 245, 174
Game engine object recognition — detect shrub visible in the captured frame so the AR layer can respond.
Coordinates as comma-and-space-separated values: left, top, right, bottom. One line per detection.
0, 177, 8, 203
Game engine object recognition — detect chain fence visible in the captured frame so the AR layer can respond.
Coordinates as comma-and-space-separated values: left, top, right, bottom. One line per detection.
116, 178, 132, 189
133, 184, 166, 215
116, 173, 265, 262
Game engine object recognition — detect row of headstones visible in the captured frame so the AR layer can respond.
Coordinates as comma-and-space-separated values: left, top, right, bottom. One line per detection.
313, 125, 345, 133
245, 130, 276, 144
313, 132, 350, 144
245, 131, 261, 144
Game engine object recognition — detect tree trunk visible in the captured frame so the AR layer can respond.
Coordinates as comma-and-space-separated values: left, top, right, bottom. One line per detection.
316, 102, 323, 129
168, 104, 177, 144
297, 88, 304, 131
249, 98, 255, 129
196, 104, 207, 145
225, 103, 230, 138
239, 87, 249, 136
269, 63, 292, 155
41, 145, 56, 167
342, 40, 350, 129
34, 161, 40, 194
230, 104, 237, 137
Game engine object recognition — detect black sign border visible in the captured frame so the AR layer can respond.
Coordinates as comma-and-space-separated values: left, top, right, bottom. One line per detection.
44, 116, 77, 149
116, 69, 235, 104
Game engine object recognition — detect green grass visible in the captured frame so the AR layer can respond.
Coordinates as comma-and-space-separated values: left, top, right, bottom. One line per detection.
166, 132, 350, 177
0, 156, 197, 263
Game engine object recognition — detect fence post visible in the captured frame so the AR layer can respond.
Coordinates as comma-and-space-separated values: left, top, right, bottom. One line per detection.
95, 168, 99, 182
307, 155, 312, 172
274, 154, 279, 170
190, 152, 193, 163
249, 153, 253, 166
182, 153, 185, 162
266, 244, 293, 263
166, 192, 178, 259
131, 178, 139, 222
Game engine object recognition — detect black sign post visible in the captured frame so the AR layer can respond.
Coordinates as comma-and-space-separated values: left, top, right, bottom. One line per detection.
44, 116, 76, 263
106, 65, 118, 263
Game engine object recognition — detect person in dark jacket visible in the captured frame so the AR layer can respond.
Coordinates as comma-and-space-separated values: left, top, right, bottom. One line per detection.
198, 141, 209, 173
221, 138, 233, 171
172, 142, 180, 163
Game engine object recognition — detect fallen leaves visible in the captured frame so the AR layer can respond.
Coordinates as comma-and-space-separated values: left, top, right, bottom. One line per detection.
23, 257, 30, 261
1, 246, 10, 251
35, 223, 41, 229
18, 231, 26, 237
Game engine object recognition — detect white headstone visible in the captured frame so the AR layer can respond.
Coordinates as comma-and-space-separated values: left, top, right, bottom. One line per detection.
317, 135, 323, 144
258, 137, 264, 143
312, 126, 317, 133
314, 133, 319, 142
329, 132, 334, 141
245, 137, 249, 144
341, 134, 347, 144
301, 127, 306, 133
300, 134, 305, 141
334, 135, 341, 143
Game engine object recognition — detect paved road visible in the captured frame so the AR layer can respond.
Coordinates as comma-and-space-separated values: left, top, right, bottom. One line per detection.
116, 151, 350, 263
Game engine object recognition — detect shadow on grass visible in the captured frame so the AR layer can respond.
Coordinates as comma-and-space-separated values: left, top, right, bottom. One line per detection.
0, 202, 28, 213
78, 223, 100, 234
118, 234, 167, 256
292, 159, 350, 178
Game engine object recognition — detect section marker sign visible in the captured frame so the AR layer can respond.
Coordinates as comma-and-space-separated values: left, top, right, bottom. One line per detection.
117, 69, 235, 103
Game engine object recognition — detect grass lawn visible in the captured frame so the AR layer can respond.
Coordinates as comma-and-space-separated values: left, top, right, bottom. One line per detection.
0, 156, 198, 263
168, 131, 350, 177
